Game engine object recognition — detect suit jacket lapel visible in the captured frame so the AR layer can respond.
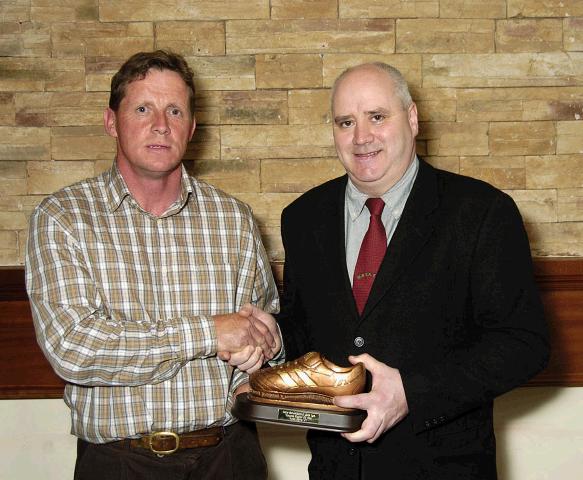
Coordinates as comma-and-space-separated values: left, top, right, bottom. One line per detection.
311, 176, 360, 320
359, 159, 440, 322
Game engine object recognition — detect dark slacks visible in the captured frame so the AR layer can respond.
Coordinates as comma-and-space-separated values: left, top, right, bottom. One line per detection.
74, 422, 267, 480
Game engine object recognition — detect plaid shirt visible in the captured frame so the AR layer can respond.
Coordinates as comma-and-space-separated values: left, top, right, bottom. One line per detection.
26, 164, 279, 443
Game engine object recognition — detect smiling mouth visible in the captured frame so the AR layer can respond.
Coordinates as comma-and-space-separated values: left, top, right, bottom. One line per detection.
147, 144, 170, 150
354, 150, 380, 159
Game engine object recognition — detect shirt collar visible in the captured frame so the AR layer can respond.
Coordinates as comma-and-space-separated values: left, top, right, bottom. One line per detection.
105, 162, 193, 215
345, 155, 419, 222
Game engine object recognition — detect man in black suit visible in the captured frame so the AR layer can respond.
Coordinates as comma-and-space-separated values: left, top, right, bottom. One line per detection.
275, 62, 549, 478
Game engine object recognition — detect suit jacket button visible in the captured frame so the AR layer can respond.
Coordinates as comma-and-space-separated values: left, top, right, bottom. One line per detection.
354, 336, 365, 348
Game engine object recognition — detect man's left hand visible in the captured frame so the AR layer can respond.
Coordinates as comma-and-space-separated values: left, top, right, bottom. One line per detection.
333, 353, 409, 443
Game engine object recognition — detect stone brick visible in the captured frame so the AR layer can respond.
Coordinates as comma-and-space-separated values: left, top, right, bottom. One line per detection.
340, 0, 439, 18
289, 89, 332, 125
221, 91, 288, 125
51, 126, 115, 160
0, 0, 30, 22
0, 22, 50, 57
155, 22, 225, 56
418, 122, 489, 156
52, 22, 153, 58
397, 19, 494, 54
460, 156, 526, 189
557, 121, 583, 154
0, 211, 29, 230
15, 92, 107, 127
256, 54, 322, 89
0, 250, 23, 266
411, 88, 457, 122
0, 161, 26, 196
31, 0, 98, 22
261, 158, 345, 192
564, 18, 583, 52
14, 92, 50, 127
189, 56, 256, 91
424, 53, 583, 88
27, 160, 95, 194
323, 54, 422, 88
506, 189, 557, 223
87, 55, 257, 92
508, 0, 583, 18
184, 126, 221, 161
0, 194, 41, 213
0, 57, 84, 92
0, 126, 50, 160
271, 0, 337, 19
0, 231, 18, 250
526, 222, 583, 257
49, 92, 108, 126
221, 124, 334, 159
0, 160, 26, 179
196, 91, 288, 125
0, 93, 15, 125
496, 19, 562, 53
526, 155, 583, 189
0, 178, 26, 196
85, 56, 125, 92
234, 192, 299, 227
490, 122, 555, 156
258, 226, 284, 261
186, 159, 260, 193
227, 19, 394, 54
558, 189, 583, 222
439, 0, 506, 19
458, 87, 583, 122
99, 0, 269, 21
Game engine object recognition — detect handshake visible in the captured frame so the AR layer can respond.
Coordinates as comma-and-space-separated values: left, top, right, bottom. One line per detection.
213, 303, 281, 373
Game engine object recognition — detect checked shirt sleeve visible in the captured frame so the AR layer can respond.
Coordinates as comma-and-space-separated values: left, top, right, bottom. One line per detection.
26, 202, 215, 387
229, 207, 282, 395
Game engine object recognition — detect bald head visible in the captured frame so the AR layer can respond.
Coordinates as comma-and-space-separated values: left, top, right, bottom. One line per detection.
331, 62, 413, 114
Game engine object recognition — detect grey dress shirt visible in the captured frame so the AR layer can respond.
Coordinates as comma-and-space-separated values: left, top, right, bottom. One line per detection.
345, 156, 419, 284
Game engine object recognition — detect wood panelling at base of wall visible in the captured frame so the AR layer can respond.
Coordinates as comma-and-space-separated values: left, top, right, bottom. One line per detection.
1, 259, 582, 399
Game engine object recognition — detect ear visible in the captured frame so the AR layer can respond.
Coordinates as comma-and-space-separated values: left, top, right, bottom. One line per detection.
103, 108, 118, 138
188, 115, 196, 141
408, 103, 419, 137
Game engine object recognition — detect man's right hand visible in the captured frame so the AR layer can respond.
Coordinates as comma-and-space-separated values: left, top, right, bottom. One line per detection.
213, 305, 281, 360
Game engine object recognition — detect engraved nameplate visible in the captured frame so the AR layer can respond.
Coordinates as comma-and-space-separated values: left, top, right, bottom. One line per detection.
278, 408, 320, 425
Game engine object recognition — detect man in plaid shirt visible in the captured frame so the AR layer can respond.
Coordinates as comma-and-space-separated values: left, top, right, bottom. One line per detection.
26, 50, 281, 480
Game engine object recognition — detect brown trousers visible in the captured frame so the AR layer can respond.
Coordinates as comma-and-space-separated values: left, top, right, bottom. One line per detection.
74, 422, 267, 480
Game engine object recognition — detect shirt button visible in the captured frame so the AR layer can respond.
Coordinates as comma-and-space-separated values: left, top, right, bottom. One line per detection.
354, 336, 365, 348
348, 447, 357, 456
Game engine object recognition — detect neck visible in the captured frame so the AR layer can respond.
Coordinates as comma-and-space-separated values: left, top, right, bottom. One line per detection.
119, 163, 183, 216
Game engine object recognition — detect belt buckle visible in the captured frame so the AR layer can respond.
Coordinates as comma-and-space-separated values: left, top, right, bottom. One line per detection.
149, 431, 179, 455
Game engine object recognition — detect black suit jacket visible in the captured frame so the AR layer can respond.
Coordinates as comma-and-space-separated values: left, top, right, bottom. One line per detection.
277, 159, 549, 479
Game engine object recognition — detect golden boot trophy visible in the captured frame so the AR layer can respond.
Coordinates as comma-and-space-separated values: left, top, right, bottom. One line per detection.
233, 352, 367, 432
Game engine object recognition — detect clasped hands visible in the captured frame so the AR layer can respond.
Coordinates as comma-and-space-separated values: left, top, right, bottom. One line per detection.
214, 303, 281, 373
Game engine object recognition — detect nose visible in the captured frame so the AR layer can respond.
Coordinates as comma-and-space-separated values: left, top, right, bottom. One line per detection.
152, 111, 170, 135
352, 123, 373, 145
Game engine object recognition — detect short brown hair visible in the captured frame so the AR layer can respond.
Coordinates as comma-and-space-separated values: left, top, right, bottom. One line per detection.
109, 50, 196, 118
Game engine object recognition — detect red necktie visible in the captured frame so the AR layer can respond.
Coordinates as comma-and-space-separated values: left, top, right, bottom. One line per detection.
352, 198, 387, 315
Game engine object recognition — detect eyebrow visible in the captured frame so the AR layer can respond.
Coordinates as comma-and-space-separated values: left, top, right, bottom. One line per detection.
334, 107, 392, 123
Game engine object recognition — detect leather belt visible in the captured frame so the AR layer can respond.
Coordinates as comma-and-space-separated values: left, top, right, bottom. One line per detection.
128, 427, 223, 455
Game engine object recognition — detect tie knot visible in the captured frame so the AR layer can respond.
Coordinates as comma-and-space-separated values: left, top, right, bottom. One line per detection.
365, 197, 385, 217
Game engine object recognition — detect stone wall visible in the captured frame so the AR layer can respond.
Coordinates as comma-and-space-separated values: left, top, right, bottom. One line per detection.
1, 0, 583, 265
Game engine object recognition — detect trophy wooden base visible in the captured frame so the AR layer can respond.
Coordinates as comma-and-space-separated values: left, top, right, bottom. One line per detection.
233, 393, 365, 433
